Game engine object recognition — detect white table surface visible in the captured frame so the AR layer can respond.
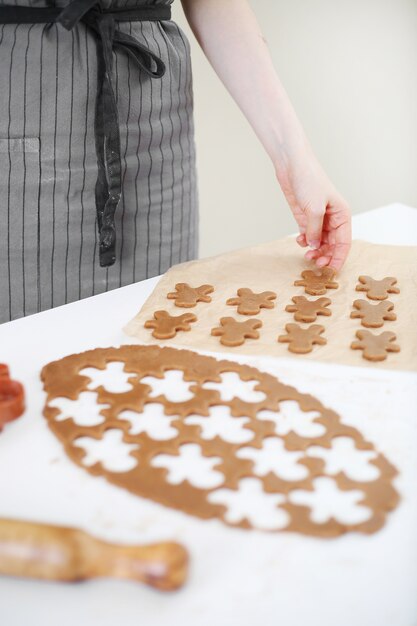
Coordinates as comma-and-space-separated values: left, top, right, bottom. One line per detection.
0, 203, 416, 626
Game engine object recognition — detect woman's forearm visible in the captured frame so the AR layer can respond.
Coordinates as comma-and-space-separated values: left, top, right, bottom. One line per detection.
180, 0, 313, 175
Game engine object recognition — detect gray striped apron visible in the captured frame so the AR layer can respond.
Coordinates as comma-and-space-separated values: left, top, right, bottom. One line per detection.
0, 0, 198, 324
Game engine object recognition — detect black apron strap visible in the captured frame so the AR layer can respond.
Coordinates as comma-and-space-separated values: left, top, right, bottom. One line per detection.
0, 1, 170, 267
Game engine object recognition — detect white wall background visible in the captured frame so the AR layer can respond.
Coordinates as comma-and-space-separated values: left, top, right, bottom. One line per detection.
172, 0, 417, 258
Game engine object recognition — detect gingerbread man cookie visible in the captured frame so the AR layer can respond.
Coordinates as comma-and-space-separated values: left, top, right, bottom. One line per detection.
355, 276, 399, 301
351, 330, 400, 362
350, 300, 396, 328
278, 323, 327, 354
294, 267, 338, 296
144, 310, 197, 339
211, 317, 262, 347
285, 296, 332, 323
226, 288, 277, 315
167, 283, 214, 307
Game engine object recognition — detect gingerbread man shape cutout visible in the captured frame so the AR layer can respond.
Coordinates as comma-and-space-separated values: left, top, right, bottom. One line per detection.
144, 310, 197, 339
294, 267, 338, 296
350, 300, 396, 328
278, 323, 327, 354
226, 288, 277, 315
285, 296, 332, 323
351, 330, 400, 361
350, 330, 400, 361
167, 283, 214, 307
211, 317, 262, 347
355, 276, 399, 301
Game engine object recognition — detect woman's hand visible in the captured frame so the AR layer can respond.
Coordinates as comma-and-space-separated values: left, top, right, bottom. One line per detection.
275, 146, 352, 272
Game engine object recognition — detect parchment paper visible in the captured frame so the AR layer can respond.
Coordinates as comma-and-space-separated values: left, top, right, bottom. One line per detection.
123, 237, 417, 372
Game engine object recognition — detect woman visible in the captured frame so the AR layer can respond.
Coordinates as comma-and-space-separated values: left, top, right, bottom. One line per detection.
0, 0, 351, 324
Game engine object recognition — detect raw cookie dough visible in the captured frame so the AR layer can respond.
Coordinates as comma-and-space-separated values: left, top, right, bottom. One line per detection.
350, 300, 396, 328
211, 317, 262, 347
294, 267, 339, 296
351, 330, 400, 362
355, 276, 400, 301
285, 296, 332, 323
167, 283, 214, 307
278, 323, 327, 354
41, 345, 399, 537
145, 311, 197, 339
226, 288, 277, 315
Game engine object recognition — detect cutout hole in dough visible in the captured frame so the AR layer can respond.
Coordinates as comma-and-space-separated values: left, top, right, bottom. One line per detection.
151, 443, 223, 489
289, 477, 371, 525
203, 372, 266, 403
49, 391, 109, 427
237, 437, 309, 481
118, 403, 178, 440
74, 428, 139, 473
306, 437, 379, 482
184, 406, 253, 443
79, 361, 134, 393
140, 370, 195, 402
208, 478, 289, 530
258, 401, 325, 438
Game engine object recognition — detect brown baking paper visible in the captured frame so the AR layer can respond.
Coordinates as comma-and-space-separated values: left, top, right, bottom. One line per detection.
123, 238, 417, 372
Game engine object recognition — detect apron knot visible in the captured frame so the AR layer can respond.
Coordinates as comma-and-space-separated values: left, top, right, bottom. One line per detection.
57, 0, 99, 30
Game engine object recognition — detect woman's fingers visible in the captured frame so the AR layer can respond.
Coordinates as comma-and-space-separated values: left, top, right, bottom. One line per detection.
304, 249, 319, 260
290, 193, 351, 271
304, 240, 333, 268
326, 200, 352, 271
316, 255, 331, 267
296, 233, 308, 247
305, 205, 325, 249
328, 229, 351, 271
304, 241, 331, 259
303, 196, 351, 271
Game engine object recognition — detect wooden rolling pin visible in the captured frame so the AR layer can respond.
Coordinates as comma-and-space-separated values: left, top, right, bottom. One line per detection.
0, 518, 188, 591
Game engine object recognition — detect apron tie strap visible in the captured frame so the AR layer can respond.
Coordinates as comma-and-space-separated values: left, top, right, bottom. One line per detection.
58, 1, 167, 267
